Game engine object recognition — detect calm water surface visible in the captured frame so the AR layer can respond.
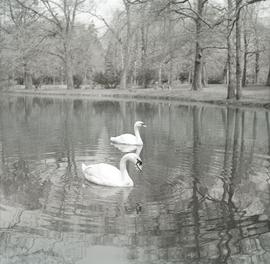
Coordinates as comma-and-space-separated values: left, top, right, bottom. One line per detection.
0, 96, 270, 264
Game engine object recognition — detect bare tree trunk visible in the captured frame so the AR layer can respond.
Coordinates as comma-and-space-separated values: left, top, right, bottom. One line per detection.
242, 25, 248, 87
140, 5, 149, 88
192, 44, 203, 90
168, 4, 173, 89
242, 52, 247, 87
266, 112, 270, 156
226, 0, 234, 100
223, 61, 227, 84
192, 0, 204, 91
254, 51, 259, 84
120, 0, 131, 90
267, 64, 270, 86
235, 0, 242, 100
64, 42, 74, 89
65, 55, 74, 89
226, 41, 235, 98
158, 64, 162, 86
188, 69, 192, 84
60, 67, 64, 85
254, 11, 260, 84
141, 24, 147, 88
202, 60, 207, 87
133, 61, 137, 86
120, 61, 128, 90
23, 62, 32, 89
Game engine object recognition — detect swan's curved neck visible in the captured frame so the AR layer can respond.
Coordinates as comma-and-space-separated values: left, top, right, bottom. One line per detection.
134, 124, 142, 144
119, 156, 133, 184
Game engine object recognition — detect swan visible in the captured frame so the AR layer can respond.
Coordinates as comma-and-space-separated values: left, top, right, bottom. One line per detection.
81, 153, 143, 187
110, 121, 146, 145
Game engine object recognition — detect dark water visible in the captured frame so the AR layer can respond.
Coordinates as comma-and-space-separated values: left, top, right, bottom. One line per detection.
0, 96, 270, 264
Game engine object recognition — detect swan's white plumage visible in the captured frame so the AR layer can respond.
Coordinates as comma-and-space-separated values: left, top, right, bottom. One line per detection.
82, 153, 142, 187
110, 133, 138, 145
82, 163, 125, 187
110, 121, 146, 145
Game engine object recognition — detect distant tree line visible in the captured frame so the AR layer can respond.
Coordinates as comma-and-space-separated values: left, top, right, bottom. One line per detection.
98, 0, 269, 99
0, 0, 269, 100
0, 0, 103, 90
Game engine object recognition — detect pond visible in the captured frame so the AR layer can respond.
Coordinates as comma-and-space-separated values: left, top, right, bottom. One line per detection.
0, 95, 270, 264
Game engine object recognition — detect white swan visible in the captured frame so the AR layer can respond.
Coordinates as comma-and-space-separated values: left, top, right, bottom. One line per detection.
110, 121, 146, 145
82, 153, 142, 187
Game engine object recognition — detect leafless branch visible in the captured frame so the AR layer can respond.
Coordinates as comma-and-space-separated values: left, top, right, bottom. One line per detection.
88, 11, 123, 45
228, 0, 265, 37
202, 46, 228, 50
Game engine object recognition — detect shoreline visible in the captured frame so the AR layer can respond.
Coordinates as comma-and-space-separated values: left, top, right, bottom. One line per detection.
1, 86, 270, 110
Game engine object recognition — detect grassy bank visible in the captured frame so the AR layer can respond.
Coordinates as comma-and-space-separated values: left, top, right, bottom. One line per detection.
2, 84, 270, 110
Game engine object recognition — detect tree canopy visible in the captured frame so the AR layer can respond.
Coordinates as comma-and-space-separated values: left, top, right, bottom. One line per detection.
0, 0, 269, 99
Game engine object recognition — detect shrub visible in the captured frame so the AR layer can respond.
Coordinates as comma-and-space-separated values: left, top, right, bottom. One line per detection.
32, 76, 42, 89
178, 72, 189, 83
73, 74, 83, 89
15, 76, 24, 85
136, 69, 156, 87
42, 75, 53, 84
208, 76, 223, 84
93, 71, 120, 89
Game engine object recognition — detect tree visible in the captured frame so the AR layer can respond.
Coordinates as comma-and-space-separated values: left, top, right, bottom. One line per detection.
228, 0, 265, 99
235, 0, 242, 99
226, 0, 234, 99
15, 0, 89, 89
267, 63, 270, 86
4, 0, 44, 89
120, 0, 132, 89
192, 0, 207, 91
72, 23, 104, 83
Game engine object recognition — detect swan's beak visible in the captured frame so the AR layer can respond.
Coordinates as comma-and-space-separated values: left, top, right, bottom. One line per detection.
135, 160, 143, 172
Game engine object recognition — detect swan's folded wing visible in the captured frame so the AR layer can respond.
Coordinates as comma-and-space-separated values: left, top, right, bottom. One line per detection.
110, 133, 137, 145
83, 163, 122, 186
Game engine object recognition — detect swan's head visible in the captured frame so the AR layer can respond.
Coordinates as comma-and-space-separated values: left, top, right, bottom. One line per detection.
135, 121, 146, 128
124, 153, 143, 172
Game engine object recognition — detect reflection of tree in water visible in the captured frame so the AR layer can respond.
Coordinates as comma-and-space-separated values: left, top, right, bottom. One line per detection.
0, 102, 49, 210
190, 106, 202, 260
73, 99, 83, 113
1, 97, 270, 263
185, 106, 270, 263
45, 100, 81, 228
92, 100, 120, 115
135, 102, 159, 120
0, 157, 48, 210
32, 97, 54, 109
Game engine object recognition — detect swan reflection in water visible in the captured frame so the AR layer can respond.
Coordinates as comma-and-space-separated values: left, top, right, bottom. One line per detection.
82, 177, 143, 215
82, 181, 132, 200
111, 143, 143, 157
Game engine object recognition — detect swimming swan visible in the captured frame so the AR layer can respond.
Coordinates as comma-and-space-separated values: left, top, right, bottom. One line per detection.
110, 121, 146, 145
82, 153, 143, 187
